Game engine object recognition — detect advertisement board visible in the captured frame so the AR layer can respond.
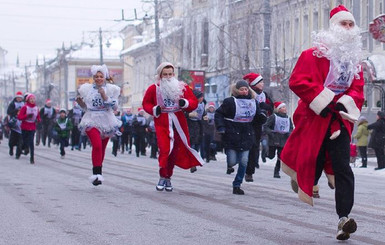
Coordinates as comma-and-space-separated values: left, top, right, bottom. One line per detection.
179, 70, 206, 92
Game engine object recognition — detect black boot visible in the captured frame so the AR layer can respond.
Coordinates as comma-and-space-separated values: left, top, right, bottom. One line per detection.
92, 166, 103, 186
360, 160, 367, 168
233, 187, 245, 195
9, 147, 13, 156
30, 156, 34, 164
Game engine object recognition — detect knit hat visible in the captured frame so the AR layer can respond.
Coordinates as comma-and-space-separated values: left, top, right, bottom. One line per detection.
59, 109, 66, 114
15, 91, 23, 98
193, 89, 204, 99
235, 80, 249, 89
377, 111, 385, 118
26, 93, 35, 102
243, 73, 263, 86
357, 115, 367, 123
274, 101, 286, 110
330, 5, 355, 26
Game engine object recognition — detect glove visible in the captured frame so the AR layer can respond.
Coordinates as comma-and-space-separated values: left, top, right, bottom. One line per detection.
335, 103, 347, 113
179, 99, 186, 108
339, 111, 358, 123
320, 107, 331, 118
155, 106, 161, 116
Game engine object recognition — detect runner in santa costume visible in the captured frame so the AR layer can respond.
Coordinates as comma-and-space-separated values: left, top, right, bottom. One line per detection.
76, 64, 122, 186
280, 5, 364, 240
142, 62, 204, 192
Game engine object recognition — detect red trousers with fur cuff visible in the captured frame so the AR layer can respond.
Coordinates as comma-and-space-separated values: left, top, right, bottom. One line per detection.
86, 128, 109, 167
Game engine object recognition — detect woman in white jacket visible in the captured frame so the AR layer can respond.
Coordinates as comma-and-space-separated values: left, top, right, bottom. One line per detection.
76, 64, 122, 186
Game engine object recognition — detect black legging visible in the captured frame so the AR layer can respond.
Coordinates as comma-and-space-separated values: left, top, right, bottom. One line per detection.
22, 130, 35, 161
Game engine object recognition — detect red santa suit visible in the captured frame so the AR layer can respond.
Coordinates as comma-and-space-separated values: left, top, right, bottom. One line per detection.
142, 76, 204, 178
280, 47, 364, 205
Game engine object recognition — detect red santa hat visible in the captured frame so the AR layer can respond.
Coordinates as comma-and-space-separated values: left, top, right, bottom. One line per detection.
138, 107, 145, 113
329, 5, 355, 26
243, 73, 263, 86
26, 93, 36, 102
15, 91, 23, 98
274, 101, 286, 110
46, 99, 52, 104
207, 102, 215, 108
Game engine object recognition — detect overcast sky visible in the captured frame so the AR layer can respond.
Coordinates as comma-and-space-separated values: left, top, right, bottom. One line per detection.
0, 0, 149, 67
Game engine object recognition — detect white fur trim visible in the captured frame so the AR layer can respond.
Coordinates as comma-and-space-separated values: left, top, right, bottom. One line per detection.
169, 113, 205, 166
339, 111, 358, 123
249, 75, 263, 86
329, 130, 341, 140
180, 99, 189, 109
276, 103, 286, 110
89, 175, 98, 182
309, 88, 335, 115
96, 174, 104, 182
337, 95, 360, 122
330, 11, 355, 25
89, 174, 104, 183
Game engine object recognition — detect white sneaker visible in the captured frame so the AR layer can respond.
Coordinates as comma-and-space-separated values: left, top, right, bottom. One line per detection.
336, 217, 357, 240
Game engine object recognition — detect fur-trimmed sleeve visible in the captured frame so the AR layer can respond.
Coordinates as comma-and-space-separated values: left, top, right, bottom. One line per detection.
78, 83, 92, 98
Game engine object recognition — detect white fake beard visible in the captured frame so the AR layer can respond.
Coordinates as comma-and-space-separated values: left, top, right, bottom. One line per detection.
159, 77, 185, 101
312, 24, 362, 78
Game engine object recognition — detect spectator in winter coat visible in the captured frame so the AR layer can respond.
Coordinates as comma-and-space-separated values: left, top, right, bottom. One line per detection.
18, 93, 41, 164
39, 99, 56, 147
187, 89, 205, 173
132, 108, 148, 157
353, 116, 369, 168
215, 80, 266, 195
147, 116, 158, 159
121, 108, 134, 154
68, 102, 83, 151
202, 102, 217, 163
263, 101, 293, 178
368, 111, 385, 170
54, 109, 73, 159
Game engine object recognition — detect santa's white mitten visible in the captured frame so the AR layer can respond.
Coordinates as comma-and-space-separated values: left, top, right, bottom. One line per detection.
339, 111, 358, 123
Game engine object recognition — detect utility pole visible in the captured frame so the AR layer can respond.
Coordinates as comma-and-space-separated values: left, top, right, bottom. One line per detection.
99, 27, 104, 65
154, 0, 161, 67
24, 65, 29, 92
12, 70, 16, 95
262, 0, 271, 87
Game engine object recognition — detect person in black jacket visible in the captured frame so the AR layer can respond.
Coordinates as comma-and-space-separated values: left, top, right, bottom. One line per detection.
215, 80, 266, 195
263, 101, 293, 178
6, 91, 24, 158
187, 89, 205, 173
67, 102, 84, 151
39, 99, 56, 147
243, 73, 274, 182
132, 108, 147, 157
368, 111, 385, 170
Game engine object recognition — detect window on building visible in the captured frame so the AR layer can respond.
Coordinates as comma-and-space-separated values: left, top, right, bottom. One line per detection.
313, 12, 318, 31
303, 15, 309, 48
218, 25, 225, 69
323, 8, 329, 29
294, 18, 299, 54
373, 88, 382, 108
201, 19, 209, 67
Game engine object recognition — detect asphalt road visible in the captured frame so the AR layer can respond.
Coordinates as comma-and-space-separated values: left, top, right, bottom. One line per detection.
0, 143, 384, 245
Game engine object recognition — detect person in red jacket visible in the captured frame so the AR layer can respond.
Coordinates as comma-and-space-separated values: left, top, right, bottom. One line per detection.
280, 5, 364, 240
17, 93, 41, 164
142, 62, 204, 192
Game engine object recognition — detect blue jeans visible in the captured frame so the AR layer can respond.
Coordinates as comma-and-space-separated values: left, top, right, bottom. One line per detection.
226, 149, 249, 187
